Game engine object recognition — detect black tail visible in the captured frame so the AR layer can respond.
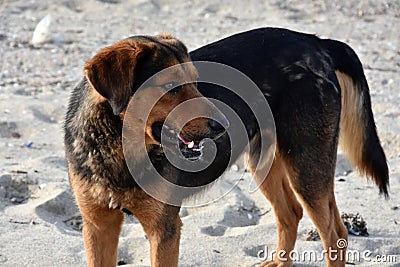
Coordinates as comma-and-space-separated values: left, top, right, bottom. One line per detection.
323, 39, 389, 197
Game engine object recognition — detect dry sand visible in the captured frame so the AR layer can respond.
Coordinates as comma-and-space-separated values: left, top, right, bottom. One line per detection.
0, 0, 399, 266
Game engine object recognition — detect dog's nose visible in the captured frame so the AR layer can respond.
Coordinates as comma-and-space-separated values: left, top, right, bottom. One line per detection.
208, 118, 228, 138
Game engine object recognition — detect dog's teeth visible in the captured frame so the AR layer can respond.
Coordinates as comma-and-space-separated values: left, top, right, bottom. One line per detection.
188, 141, 194, 149
109, 198, 118, 209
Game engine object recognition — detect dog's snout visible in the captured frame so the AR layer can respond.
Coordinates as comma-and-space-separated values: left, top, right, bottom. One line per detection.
208, 118, 228, 138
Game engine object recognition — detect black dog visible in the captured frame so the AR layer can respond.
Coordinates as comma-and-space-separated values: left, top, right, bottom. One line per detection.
191, 28, 388, 266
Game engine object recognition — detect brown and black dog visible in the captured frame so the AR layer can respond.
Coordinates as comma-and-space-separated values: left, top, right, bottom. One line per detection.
64, 28, 388, 267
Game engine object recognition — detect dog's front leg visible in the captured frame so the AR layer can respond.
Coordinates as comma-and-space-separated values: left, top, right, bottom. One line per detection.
81, 208, 124, 267
70, 175, 124, 267
132, 199, 182, 267
147, 215, 182, 267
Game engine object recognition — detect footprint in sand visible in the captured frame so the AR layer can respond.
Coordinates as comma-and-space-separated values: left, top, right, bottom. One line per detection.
40, 156, 67, 170
0, 174, 37, 207
201, 197, 262, 237
0, 121, 21, 138
200, 225, 228, 236
35, 190, 81, 231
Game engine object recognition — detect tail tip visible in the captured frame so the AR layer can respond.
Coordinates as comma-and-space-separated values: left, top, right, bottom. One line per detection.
379, 178, 390, 199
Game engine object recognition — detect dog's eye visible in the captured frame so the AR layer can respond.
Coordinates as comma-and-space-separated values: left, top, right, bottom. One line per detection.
162, 82, 181, 94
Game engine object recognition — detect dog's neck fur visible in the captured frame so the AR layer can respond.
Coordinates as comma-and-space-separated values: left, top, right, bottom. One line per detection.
64, 79, 136, 189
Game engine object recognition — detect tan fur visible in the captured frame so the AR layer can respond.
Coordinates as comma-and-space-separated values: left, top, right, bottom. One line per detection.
69, 163, 181, 267
129, 199, 182, 267
254, 153, 303, 267
69, 169, 124, 267
294, 187, 348, 267
252, 149, 348, 267
89, 84, 107, 104
336, 71, 366, 174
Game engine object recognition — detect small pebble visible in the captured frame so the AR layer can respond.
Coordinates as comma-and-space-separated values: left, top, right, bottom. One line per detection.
32, 14, 52, 47
231, 164, 239, 172
39, 183, 48, 190
117, 260, 127, 265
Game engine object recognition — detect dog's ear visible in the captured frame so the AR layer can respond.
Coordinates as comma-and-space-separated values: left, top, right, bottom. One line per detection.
84, 39, 151, 115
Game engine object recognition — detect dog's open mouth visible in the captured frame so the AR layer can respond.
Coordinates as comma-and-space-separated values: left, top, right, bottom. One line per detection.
151, 122, 205, 160
177, 133, 203, 160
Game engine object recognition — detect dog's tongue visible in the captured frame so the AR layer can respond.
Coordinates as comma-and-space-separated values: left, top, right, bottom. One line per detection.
178, 133, 200, 149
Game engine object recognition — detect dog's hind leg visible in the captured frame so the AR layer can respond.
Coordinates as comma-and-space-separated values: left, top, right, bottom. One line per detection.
272, 66, 347, 266
287, 163, 348, 267
250, 153, 303, 267
281, 128, 348, 266
129, 197, 182, 267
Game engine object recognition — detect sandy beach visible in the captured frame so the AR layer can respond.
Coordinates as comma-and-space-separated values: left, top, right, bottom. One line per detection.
0, 0, 399, 266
